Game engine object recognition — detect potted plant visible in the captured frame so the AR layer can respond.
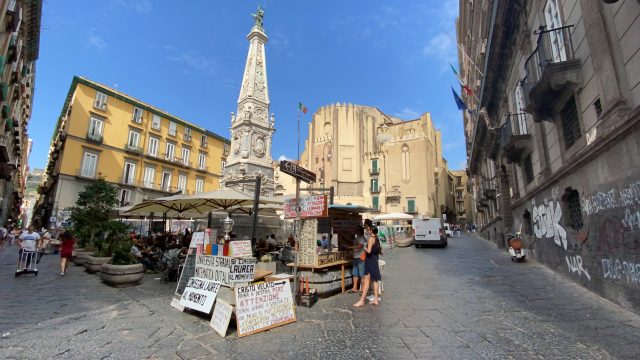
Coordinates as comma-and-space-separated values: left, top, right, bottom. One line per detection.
84, 221, 129, 273
98, 237, 144, 287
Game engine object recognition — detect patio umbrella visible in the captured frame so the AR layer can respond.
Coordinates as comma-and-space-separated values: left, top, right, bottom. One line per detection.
373, 212, 415, 221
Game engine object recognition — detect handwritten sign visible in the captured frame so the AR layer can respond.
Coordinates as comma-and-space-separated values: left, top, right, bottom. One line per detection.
230, 240, 253, 258
316, 251, 349, 266
284, 195, 328, 219
234, 280, 296, 337
179, 277, 222, 313
229, 258, 258, 282
210, 299, 234, 337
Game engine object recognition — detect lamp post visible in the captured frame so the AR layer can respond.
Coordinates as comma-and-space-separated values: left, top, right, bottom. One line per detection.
221, 216, 235, 256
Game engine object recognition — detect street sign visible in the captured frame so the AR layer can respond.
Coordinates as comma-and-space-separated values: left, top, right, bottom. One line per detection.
280, 160, 316, 184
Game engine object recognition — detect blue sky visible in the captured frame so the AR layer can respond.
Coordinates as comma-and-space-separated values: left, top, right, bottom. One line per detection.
29, 0, 465, 170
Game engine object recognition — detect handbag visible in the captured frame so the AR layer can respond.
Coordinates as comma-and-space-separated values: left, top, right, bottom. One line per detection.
359, 251, 366, 261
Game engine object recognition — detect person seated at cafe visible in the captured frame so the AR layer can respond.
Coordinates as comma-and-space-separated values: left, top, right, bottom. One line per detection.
131, 239, 153, 271
266, 234, 278, 250
168, 238, 180, 250
256, 237, 269, 258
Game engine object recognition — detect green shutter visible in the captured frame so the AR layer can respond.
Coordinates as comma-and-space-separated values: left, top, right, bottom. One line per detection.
408, 199, 415, 213
373, 196, 379, 210
371, 159, 378, 171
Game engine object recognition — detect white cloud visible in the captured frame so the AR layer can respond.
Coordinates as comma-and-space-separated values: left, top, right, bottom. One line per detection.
87, 29, 107, 50
394, 107, 420, 119
277, 155, 290, 161
423, 32, 456, 64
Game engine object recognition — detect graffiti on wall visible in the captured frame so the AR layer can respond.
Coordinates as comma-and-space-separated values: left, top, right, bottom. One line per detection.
601, 258, 640, 285
532, 199, 567, 250
566, 255, 591, 280
582, 181, 640, 215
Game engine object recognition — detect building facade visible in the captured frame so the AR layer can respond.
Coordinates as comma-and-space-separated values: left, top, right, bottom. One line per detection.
278, 104, 461, 220
451, 169, 473, 225
0, 0, 41, 227
33, 76, 229, 228
221, 8, 276, 196
459, 0, 640, 312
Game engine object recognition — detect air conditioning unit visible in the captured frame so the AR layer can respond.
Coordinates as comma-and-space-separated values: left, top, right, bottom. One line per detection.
480, 39, 487, 54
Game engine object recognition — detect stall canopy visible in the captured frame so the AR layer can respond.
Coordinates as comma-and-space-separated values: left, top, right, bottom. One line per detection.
328, 204, 375, 214
373, 212, 415, 220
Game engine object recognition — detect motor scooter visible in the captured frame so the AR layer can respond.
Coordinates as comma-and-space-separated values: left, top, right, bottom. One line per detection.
507, 233, 526, 262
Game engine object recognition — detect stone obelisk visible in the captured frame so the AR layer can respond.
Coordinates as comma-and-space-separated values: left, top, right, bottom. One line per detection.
221, 7, 275, 196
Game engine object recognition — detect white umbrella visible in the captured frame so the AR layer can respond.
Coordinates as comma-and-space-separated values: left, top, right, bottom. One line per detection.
373, 212, 415, 220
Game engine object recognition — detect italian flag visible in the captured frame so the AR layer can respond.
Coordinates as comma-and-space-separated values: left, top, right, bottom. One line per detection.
298, 102, 308, 114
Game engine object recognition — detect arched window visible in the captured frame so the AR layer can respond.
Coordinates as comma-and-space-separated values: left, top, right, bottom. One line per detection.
522, 209, 533, 235
401, 144, 410, 180
561, 187, 584, 230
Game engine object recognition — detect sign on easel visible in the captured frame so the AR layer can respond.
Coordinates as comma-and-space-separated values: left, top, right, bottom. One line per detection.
210, 299, 234, 337
175, 252, 197, 296
179, 277, 222, 313
230, 240, 253, 258
234, 280, 296, 337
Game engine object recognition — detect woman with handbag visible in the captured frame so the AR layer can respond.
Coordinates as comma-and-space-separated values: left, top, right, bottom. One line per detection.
347, 226, 367, 293
353, 226, 382, 307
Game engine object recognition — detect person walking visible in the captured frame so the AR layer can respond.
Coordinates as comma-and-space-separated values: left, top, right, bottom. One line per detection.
17, 226, 41, 269
348, 225, 367, 293
59, 230, 75, 276
353, 226, 382, 307
0, 225, 7, 249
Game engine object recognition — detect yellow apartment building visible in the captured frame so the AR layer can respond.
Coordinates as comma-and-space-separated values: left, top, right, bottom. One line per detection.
34, 76, 229, 228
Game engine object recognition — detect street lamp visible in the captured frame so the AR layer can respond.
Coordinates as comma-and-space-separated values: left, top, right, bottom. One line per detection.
221, 216, 235, 256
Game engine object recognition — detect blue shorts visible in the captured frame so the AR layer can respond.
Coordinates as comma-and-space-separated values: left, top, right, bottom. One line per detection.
352, 258, 365, 277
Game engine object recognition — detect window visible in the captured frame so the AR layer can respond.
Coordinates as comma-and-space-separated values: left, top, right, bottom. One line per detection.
127, 130, 140, 149
148, 137, 159, 157
198, 153, 206, 170
523, 153, 534, 184
401, 144, 410, 180
88, 116, 104, 137
195, 178, 204, 194
372, 195, 379, 210
223, 143, 229, 155
177, 174, 187, 194
151, 114, 161, 130
143, 167, 155, 188
523, 209, 533, 235
181, 148, 190, 166
201, 135, 208, 148
94, 91, 108, 110
371, 159, 378, 172
122, 161, 136, 185
161, 171, 172, 192
370, 178, 378, 192
119, 189, 131, 206
594, 98, 602, 118
184, 128, 192, 141
132, 107, 143, 123
221, 160, 227, 172
544, 0, 567, 62
407, 199, 416, 213
81, 152, 98, 178
168, 121, 177, 136
562, 188, 584, 230
515, 84, 526, 112
165, 142, 175, 160
560, 96, 581, 149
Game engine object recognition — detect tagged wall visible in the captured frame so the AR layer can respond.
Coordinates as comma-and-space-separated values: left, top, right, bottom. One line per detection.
514, 132, 640, 314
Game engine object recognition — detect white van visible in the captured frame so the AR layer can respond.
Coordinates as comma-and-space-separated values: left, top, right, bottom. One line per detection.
413, 218, 447, 248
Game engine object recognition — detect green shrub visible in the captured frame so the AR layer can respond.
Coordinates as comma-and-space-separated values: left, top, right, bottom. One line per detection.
110, 237, 138, 266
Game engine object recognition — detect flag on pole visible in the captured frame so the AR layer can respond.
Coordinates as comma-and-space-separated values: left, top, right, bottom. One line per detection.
451, 86, 467, 111
298, 102, 308, 114
462, 84, 474, 96
449, 63, 458, 76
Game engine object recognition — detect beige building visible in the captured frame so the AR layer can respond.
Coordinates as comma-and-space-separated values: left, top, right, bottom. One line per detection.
277, 103, 464, 220
459, 0, 640, 312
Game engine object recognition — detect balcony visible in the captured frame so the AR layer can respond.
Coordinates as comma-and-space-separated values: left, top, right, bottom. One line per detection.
197, 165, 208, 173
200, 141, 208, 149
76, 169, 96, 180
124, 143, 143, 155
369, 167, 380, 175
523, 26, 581, 121
501, 113, 533, 163
93, 102, 107, 112
386, 189, 401, 200
404, 205, 418, 214
183, 135, 192, 143
86, 132, 103, 144
370, 186, 381, 194
456, 197, 465, 202
121, 177, 137, 187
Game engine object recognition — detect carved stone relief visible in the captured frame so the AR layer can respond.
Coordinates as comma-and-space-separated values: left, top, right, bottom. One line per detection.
253, 134, 266, 158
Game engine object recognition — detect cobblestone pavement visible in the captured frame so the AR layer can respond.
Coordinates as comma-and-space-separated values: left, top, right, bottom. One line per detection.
2, 235, 640, 359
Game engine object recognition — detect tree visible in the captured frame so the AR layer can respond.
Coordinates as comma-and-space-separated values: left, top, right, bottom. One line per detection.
69, 179, 119, 249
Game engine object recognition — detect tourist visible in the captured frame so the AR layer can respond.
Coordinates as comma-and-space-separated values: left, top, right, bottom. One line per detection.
348, 225, 367, 293
17, 226, 41, 269
287, 234, 295, 248
131, 239, 153, 271
353, 226, 382, 307
0, 225, 7, 249
266, 234, 278, 249
59, 230, 75, 276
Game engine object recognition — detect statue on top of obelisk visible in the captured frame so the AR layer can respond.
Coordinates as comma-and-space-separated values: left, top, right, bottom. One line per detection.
221, 6, 276, 196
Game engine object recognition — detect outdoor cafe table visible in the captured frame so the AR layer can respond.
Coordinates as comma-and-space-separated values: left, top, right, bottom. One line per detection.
287, 259, 351, 294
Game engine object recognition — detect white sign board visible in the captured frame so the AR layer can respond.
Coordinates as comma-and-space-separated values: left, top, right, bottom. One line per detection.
190, 232, 206, 249
230, 240, 253, 258
195, 255, 257, 285
234, 280, 296, 337
209, 299, 234, 338
179, 277, 222, 313
229, 258, 257, 283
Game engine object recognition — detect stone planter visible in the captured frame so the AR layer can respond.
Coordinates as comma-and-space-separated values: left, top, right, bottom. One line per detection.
73, 251, 93, 266
83, 255, 112, 274
98, 263, 144, 287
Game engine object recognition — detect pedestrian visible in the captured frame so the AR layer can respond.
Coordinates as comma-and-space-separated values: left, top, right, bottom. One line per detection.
59, 230, 75, 276
348, 225, 367, 293
17, 226, 41, 269
353, 226, 382, 307
0, 224, 7, 249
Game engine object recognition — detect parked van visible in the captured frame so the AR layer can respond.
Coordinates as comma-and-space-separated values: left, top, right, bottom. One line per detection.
413, 218, 447, 248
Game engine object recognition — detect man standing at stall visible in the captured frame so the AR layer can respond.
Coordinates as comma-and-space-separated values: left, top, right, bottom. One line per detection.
348, 225, 367, 293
